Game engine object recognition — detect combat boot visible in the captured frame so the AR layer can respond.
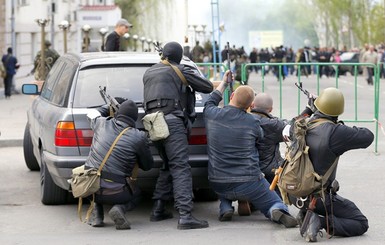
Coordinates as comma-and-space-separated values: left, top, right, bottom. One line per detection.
108, 204, 131, 230
271, 209, 298, 228
87, 203, 104, 227
303, 212, 322, 242
150, 199, 173, 221
177, 211, 209, 230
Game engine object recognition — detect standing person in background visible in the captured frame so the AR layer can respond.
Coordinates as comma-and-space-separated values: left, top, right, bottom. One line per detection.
2, 47, 19, 99
362, 45, 378, 85
249, 47, 258, 73
105, 19, 133, 52
29, 40, 60, 81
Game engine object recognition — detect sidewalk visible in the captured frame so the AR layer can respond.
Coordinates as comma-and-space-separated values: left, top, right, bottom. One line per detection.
0, 65, 35, 147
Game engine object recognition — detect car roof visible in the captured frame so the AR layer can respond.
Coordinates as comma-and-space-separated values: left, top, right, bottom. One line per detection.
64, 52, 161, 67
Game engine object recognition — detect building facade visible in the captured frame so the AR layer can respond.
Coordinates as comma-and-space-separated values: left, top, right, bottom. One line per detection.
0, 0, 188, 67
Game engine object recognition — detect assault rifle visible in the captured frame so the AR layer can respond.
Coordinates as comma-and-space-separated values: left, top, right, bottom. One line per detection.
295, 82, 310, 98
226, 42, 234, 94
99, 86, 120, 116
153, 41, 163, 57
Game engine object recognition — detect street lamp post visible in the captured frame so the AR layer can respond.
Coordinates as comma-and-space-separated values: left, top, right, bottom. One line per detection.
146, 38, 152, 52
36, 18, 50, 81
132, 35, 138, 51
82, 24, 92, 52
123, 33, 130, 51
99, 27, 107, 51
58, 20, 70, 53
140, 36, 146, 52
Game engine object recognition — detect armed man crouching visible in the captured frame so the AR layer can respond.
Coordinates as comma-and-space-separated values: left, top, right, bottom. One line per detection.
284, 87, 374, 242
203, 71, 298, 228
85, 100, 154, 230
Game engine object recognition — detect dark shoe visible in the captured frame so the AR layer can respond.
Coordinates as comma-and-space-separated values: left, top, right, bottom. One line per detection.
238, 200, 251, 216
87, 203, 104, 227
219, 209, 234, 222
302, 212, 322, 242
177, 212, 209, 230
109, 205, 131, 230
271, 209, 298, 228
150, 199, 173, 222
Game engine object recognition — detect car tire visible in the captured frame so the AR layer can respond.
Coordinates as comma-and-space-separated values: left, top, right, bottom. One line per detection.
23, 123, 40, 171
40, 156, 68, 205
194, 188, 218, 202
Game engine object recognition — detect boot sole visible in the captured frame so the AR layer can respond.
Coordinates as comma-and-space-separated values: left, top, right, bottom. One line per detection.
238, 201, 251, 216
108, 207, 131, 230
177, 222, 209, 230
272, 210, 298, 228
150, 213, 173, 222
219, 210, 234, 222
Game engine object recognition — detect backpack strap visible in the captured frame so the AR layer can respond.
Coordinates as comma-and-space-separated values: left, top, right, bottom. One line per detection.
79, 127, 131, 223
161, 59, 189, 86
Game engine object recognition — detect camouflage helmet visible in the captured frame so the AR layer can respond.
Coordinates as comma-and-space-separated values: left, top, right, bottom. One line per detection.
314, 87, 344, 116
45, 40, 51, 47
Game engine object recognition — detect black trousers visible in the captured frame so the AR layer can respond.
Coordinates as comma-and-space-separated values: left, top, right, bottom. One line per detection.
3, 74, 13, 97
314, 193, 368, 237
152, 116, 193, 213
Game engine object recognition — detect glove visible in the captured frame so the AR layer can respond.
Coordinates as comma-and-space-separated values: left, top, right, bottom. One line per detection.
307, 94, 317, 113
87, 109, 101, 121
282, 124, 291, 142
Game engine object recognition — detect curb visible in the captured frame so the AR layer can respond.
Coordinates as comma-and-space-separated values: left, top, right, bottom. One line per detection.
0, 139, 23, 148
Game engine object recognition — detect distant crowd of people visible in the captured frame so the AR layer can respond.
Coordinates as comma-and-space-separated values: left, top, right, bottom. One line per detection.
185, 40, 385, 85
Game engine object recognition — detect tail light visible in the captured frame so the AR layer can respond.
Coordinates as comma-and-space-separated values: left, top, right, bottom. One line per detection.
55, 121, 93, 147
188, 127, 207, 145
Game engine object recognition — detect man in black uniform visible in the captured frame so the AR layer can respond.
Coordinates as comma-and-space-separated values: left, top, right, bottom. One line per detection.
143, 41, 213, 230
289, 87, 374, 242
85, 100, 154, 230
105, 19, 132, 51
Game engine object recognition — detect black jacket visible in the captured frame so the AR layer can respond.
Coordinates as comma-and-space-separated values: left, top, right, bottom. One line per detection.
251, 109, 288, 175
143, 61, 213, 117
306, 112, 374, 184
105, 31, 121, 51
85, 115, 154, 180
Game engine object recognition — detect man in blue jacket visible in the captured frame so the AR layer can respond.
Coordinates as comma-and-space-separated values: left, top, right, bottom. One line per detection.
2, 47, 19, 98
203, 71, 297, 228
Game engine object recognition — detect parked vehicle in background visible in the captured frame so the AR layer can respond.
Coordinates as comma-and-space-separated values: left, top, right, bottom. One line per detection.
22, 52, 215, 205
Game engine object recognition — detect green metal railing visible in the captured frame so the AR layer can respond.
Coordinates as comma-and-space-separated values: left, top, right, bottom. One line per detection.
197, 62, 381, 153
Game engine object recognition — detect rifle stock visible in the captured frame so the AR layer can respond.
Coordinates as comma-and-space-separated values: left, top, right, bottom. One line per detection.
269, 166, 283, 191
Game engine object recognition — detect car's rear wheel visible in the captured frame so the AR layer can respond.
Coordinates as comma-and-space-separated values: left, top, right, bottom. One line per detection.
23, 123, 40, 171
40, 156, 68, 205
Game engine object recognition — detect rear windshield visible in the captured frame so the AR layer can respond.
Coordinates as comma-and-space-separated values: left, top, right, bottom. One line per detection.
73, 65, 151, 108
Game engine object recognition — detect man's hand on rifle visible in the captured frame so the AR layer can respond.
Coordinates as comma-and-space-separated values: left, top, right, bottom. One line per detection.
306, 93, 318, 114
216, 70, 234, 94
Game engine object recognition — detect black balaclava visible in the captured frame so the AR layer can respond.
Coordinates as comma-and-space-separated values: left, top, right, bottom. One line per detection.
162, 41, 183, 64
115, 100, 138, 127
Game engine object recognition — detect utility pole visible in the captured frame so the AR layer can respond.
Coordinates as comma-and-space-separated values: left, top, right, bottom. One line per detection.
11, 0, 16, 53
36, 19, 49, 81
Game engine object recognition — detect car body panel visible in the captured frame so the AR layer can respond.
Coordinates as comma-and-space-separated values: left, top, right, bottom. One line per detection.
23, 52, 211, 200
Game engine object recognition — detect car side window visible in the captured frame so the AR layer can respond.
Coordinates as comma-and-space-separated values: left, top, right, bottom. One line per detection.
40, 59, 74, 107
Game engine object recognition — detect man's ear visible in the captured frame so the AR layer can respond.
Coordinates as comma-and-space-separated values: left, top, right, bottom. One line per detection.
269, 107, 273, 113
230, 92, 234, 101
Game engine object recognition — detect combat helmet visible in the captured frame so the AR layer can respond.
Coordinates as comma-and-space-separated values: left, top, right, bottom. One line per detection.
314, 87, 344, 116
